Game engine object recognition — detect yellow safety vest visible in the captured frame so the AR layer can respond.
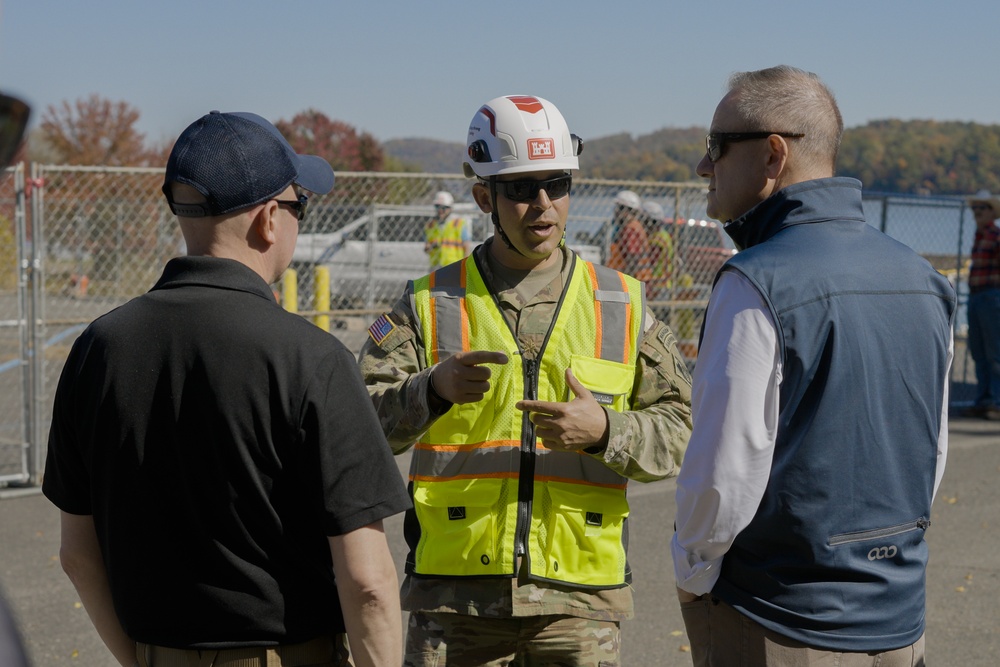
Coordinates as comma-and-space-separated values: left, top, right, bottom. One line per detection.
408, 253, 645, 588
650, 228, 674, 280
425, 216, 468, 268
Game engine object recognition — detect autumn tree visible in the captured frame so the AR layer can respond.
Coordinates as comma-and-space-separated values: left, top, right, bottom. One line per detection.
276, 109, 385, 172
39, 94, 154, 166
38, 95, 163, 283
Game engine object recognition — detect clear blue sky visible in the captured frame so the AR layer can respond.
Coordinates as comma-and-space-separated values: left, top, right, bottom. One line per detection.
1, 0, 996, 147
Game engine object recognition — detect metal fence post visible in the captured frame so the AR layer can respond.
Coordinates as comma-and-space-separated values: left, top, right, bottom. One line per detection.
27, 163, 44, 485
12, 164, 30, 485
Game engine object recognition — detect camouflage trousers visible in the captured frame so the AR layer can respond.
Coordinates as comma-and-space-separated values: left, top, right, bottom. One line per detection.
403, 611, 620, 667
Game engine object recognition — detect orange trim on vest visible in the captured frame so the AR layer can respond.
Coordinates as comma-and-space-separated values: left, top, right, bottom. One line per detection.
585, 262, 603, 358
617, 270, 633, 362
459, 262, 470, 352
414, 439, 521, 452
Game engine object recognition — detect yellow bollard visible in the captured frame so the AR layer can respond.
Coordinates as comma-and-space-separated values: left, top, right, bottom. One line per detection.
313, 266, 330, 332
281, 268, 298, 313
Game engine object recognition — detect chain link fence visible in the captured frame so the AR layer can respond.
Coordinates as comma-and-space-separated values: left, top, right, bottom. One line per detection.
286, 176, 722, 360
0, 165, 979, 486
862, 193, 978, 405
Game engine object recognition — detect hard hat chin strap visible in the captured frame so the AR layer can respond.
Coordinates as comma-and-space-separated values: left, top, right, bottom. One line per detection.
489, 176, 526, 257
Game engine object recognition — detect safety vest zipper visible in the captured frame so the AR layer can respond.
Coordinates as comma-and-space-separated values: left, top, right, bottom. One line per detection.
508, 256, 573, 566
515, 358, 538, 559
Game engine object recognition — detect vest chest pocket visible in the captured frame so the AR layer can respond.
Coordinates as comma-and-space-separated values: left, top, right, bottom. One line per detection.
412, 478, 506, 577
533, 483, 630, 587
568, 355, 636, 413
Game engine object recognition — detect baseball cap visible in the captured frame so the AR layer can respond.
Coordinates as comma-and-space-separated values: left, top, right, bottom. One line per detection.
162, 111, 335, 218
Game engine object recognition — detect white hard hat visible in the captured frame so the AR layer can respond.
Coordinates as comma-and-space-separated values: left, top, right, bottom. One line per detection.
614, 190, 642, 211
642, 200, 665, 220
433, 191, 454, 207
463, 95, 582, 179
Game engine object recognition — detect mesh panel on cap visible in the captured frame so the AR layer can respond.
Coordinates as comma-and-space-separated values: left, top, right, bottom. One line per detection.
166, 113, 297, 216
206, 116, 296, 214
228, 117, 297, 210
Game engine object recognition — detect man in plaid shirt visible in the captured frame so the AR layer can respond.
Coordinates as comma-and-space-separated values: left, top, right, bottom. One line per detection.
965, 190, 1000, 419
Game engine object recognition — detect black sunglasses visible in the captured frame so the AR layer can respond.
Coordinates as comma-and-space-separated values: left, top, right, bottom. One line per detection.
273, 194, 309, 221
705, 131, 805, 163
0, 93, 31, 171
497, 174, 572, 202
971, 204, 992, 212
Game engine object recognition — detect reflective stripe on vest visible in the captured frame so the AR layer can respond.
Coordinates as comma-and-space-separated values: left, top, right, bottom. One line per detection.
407, 252, 645, 587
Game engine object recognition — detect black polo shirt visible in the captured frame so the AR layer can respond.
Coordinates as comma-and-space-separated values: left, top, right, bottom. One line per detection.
43, 256, 410, 648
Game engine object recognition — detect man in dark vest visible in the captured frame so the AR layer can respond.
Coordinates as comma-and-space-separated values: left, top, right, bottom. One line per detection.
671, 65, 956, 666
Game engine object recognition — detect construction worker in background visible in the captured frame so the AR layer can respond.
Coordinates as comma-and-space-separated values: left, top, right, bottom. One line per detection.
424, 190, 473, 270
643, 199, 674, 307
606, 189, 653, 283
358, 94, 693, 666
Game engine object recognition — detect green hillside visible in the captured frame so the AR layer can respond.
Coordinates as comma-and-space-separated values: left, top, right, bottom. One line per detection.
383, 121, 1000, 195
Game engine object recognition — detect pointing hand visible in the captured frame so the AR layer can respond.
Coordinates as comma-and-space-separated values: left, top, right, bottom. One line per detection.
430, 350, 509, 405
516, 368, 610, 451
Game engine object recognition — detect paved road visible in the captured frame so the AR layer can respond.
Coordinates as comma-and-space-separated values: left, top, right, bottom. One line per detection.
1, 416, 997, 666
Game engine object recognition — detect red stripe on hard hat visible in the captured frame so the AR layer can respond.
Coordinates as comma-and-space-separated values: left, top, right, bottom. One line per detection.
508, 96, 543, 114
481, 107, 496, 136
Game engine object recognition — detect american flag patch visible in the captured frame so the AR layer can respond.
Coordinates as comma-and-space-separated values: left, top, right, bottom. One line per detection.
368, 314, 397, 346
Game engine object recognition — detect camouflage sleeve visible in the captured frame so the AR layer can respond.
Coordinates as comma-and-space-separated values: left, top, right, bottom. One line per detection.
598, 309, 693, 483
357, 291, 450, 454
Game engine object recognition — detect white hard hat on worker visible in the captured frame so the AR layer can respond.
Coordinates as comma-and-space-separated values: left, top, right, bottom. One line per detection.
614, 190, 642, 212
464, 95, 583, 270
433, 190, 454, 208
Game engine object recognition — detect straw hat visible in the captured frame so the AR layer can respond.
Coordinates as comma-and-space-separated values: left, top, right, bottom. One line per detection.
969, 189, 1000, 217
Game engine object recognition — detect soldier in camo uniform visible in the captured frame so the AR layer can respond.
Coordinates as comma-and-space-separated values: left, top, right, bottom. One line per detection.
358, 95, 693, 667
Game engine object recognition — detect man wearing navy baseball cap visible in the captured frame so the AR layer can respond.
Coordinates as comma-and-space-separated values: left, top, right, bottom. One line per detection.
43, 111, 410, 667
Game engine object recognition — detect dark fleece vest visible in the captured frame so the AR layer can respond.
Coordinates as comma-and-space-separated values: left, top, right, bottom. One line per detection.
714, 177, 956, 651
